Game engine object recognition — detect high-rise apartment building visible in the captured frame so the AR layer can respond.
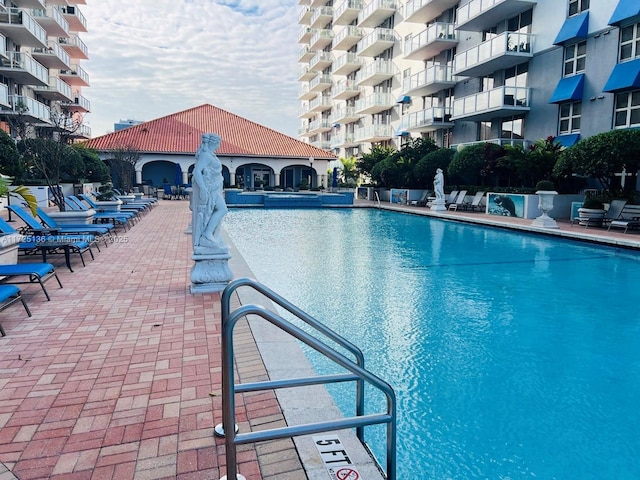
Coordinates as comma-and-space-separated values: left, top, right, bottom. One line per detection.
0, 0, 90, 139
297, 0, 638, 158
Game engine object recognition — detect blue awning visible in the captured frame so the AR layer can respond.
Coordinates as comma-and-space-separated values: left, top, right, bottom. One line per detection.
549, 74, 585, 103
554, 12, 589, 45
554, 134, 581, 147
397, 95, 411, 104
395, 129, 410, 136
603, 58, 640, 92
609, 0, 640, 26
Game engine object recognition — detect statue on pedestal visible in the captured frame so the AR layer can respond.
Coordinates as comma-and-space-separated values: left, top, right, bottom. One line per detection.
431, 168, 446, 211
190, 133, 233, 293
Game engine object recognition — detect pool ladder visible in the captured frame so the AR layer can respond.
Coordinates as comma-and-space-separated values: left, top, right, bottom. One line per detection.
220, 277, 397, 480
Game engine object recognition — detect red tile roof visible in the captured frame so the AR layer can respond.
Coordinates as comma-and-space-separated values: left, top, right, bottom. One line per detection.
84, 104, 336, 159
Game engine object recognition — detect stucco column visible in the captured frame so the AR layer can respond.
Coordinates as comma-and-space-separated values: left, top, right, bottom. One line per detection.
229, 168, 237, 187
182, 171, 189, 185
135, 170, 142, 185
274, 173, 280, 187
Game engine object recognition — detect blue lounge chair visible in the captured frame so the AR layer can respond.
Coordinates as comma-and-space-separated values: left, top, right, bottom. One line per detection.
0, 263, 62, 301
0, 285, 32, 336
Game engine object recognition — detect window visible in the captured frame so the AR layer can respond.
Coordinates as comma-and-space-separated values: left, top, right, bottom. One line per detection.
501, 116, 525, 139
614, 90, 640, 128
620, 23, 640, 61
564, 41, 586, 76
505, 63, 528, 87
559, 102, 581, 134
569, 0, 589, 16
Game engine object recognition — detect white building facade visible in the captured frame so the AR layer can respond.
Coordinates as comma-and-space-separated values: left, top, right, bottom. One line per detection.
0, 0, 90, 138
297, 0, 639, 156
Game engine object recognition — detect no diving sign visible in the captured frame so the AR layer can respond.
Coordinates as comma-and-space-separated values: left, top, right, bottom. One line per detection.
313, 434, 362, 480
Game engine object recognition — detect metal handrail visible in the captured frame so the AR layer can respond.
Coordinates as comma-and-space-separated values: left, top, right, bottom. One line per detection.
220, 278, 397, 480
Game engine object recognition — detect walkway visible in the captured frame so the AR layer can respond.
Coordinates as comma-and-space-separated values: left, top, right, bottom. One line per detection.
1, 198, 638, 480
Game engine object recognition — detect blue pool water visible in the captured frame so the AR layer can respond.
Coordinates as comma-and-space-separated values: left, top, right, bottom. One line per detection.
223, 208, 640, 479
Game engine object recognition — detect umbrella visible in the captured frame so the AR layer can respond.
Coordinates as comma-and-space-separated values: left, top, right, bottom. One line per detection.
174, 163, 183, 186
332, 167, 338, 188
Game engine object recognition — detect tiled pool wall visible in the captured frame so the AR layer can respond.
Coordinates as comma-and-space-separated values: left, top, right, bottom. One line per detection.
225, 189, 354, 207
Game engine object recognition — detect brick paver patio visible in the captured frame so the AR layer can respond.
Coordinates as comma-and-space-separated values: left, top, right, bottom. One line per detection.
0, 200, 304, 480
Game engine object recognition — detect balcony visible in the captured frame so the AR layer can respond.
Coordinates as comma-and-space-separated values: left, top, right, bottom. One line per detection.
454, 32, 533, 77
32, 40, 71, 69
299, 45, 316, 62
333, 0, 363, 26
308, 118, 333, 133
404, 107, 453, 132
299, 66, 317, 81
404, 0, 459, 24
355, 91, 395, 114
332, 79, 361, 99
309, 51, 333, 72
310, 6, 333, 28
62, 92, 90, 113
452, 138, 531, 150
11, 0, 46, 7
60, 5, 87, 32
298, 104, 316, 119
358, 0, 396, 28
403, 22, 458, 60
298, 6, 313, 24
32, 75, 73, 101
0, 8, 47, 48
456, 0, 537, 32
332, 105, 361, 124
298, 124, 313, 137
311, 139, 332, 150
309, 29, 334, 50
0, 52, 48, 86
309, 95, 333, 113
2, 95, 51, 124
69, 123, 91, 140
58, 34, 88, 60
299, 85, 317, 100
357, 28, 395, 57
0, 83, 9, 108
402, 65, 456, 96
355, 124, 394, 142
332, 52, 362, 75
31, 6, 69, 37
58, 63, 89, 86
331, 132, 359, 148
452, 85, 530, 121
309, 73, 333, 92
298, 26, 315, 43
332, 25, 363, 51
355, 59, 396, 86
310, 0, 330, 7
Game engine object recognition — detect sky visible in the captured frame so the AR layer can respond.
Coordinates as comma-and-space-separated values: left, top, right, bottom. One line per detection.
81, 0, 301, 138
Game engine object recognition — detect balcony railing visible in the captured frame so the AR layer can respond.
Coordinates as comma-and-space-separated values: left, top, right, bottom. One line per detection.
298, 26, 315, 43
331, 132, 358, 148
453, 31, 533, 77
298, 45, 315, 62
58, 34, 89, 59
404, 22, 458, 60
332, 79, 361, 99
332, 25, 363, 51
355, 124, 394, 142
0, 8, 47, 48
0, 51, 48, 86
355, 91, 394, 114
309, 51, 333, 72
358, 0, 396, 28
64, 92, 90, 112
58, 63, 89, 86
311, 139, 332, 149
332, 52, 362, 76
309, 28, 334, 50
333, 0, 363, 26
32, 40, 71, 69
6, 95, 51, 124
60, 5, 87, 32
308, 118, 333, 133
310, 6, 333, 28
309, 95, 333, 112
298, 6, 313, 24
299, 65, 317, 81
0, 83, 9, 107
404, 0, 459, 24
31, 6, 70, 37
456, 0, 537, 32
404, 107, 453, 131
332, 105, 361, 124
309, 74, 333, 92
298, 84, 316, 100
355, 59, 397, 86
452, 85, 530, 121
357, 28, 395, 57
402, 64, 456, 96
452, 138, 532, 150
33, 75, 73, 101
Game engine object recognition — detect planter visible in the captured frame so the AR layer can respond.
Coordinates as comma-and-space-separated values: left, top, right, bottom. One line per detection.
531, 190, 559, 228
0, 234, 24, 265
93, 200, 122, 212
576, 207, 606, 227
48, 209, 96, 225
117, 195, 136, 204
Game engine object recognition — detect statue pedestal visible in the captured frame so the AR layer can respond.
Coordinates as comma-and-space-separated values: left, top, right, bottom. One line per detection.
190, 251, 233, 293
430, 198, 446, 211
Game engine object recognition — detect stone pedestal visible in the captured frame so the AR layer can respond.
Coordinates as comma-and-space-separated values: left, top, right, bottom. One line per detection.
531, 190, 559, 228
190, 251, 233, 293
430, 198, 446, 211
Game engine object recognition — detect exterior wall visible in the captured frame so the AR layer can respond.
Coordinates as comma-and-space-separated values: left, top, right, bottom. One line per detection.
297, 0, 638, 157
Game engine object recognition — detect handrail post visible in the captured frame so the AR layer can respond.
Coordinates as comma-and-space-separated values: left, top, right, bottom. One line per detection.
221, 295, 238, 480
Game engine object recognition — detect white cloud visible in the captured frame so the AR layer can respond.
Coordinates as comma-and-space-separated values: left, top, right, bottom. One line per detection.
81, 0, 300, 138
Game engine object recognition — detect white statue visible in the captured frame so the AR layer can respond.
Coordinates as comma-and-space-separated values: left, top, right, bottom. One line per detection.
192, 133, 228, 254
434, 168, 444, 200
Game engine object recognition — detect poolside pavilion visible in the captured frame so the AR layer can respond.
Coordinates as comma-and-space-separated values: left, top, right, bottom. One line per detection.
84, 104, 336, 192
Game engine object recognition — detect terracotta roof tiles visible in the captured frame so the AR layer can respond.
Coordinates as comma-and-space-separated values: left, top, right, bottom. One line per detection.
85, 104, 335, 159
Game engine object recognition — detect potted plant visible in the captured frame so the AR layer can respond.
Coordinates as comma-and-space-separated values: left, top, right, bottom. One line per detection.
577, 196, 606, 227
0, 175, 39, 264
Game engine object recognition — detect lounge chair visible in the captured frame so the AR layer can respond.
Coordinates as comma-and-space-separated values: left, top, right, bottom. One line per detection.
607, 204, 640, 233
448, 190, 468, 211
571, 199, 627, 228
410, 191, 433, 207
445, 190, 459, 206
465, 191, 486, 212
0, 263, 62, 301
0, 217, 95, 272
0, 284, 32, 336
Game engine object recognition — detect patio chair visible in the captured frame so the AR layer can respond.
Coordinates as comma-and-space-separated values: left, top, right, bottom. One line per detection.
67, 196, 136, 231
0, 262, 62, 301
0, 284, 32, 336
571, 199, 627, 228
607, 204, 640, 233
163, 185, 174, 200
410, 190, 433, 207
445, 190, 459, 206
36, 207, 115, 243
465, 191, 486, 212
0, 217, 95, 272
448, 190, 468, 211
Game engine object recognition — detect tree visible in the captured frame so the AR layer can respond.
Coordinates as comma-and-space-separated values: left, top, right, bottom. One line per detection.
0, 130, 26, 180
553, 129, 640, 195
105, 144, 141, 193
356, 144, 395, 182
414, 148, 455, 188
339, 156, 359, 186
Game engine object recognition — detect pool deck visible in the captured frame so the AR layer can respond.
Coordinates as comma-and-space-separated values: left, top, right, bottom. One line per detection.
0, 198, 639, 480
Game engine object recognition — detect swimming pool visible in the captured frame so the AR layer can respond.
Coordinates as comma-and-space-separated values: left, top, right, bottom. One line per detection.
223, 208, 640, 479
